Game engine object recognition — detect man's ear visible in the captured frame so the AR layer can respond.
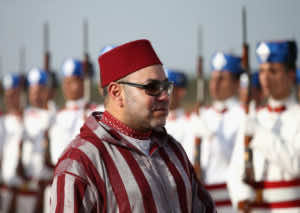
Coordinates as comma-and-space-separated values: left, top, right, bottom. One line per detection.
107, 82, 124, 107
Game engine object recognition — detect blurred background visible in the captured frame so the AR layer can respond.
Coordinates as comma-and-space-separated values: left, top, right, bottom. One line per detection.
1, 0, 299, 108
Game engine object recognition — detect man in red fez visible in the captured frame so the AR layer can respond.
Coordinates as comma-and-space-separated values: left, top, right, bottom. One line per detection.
50, 39, 215, 213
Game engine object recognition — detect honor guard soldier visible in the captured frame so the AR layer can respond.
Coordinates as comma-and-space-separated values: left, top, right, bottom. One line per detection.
0, 73, 36, 213
164, 69, 194, 161
49, 58, 97, 165
23, 68, 56, 213
228, 40, 300, 212
50, 39, 216, 213
191, 52, 245, 213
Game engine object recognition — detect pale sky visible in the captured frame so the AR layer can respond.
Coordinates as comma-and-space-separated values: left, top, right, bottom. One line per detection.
1, 0, 299, 78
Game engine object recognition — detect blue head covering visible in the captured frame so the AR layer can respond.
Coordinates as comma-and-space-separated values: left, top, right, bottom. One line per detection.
251, 72, 261, 88
296, 69, 300, 85
256, 40, 297, 65
166, 69, 187, 88
27, 68, 49, 86
2, 73, 22, 90
211, 52, 244, 75
62, 59, 83, 78
99, 45, 117, 56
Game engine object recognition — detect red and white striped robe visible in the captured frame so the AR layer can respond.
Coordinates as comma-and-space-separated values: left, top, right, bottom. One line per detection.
50, 111, 216, 213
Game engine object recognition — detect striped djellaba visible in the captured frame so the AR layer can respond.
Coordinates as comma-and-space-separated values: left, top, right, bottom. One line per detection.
50, 112, 216, 213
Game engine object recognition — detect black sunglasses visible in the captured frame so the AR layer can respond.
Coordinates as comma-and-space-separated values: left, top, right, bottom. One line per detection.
118, 79, 174, 97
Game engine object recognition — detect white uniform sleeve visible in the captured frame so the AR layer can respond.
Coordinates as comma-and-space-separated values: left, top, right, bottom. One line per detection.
227, 126, 255, 208
251, 124, 300, 177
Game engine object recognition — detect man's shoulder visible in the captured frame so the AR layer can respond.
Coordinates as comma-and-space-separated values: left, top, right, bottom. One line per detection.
287, 102, 300, 113
54, 106, 83, 123
283, 103, 300, 123
55, 135, 104, 176
188, 105, 211, 120
86, 102, 100, 111
56, 106, 78, 115
24, 107, 40, 117
63, 131, 104, 156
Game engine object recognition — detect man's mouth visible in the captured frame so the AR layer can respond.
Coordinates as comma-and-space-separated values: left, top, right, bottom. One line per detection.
152, 107, 169, 115
152, 106, 168, 111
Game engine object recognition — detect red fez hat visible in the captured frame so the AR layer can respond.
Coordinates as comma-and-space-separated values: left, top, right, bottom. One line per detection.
98, 39, 162, 87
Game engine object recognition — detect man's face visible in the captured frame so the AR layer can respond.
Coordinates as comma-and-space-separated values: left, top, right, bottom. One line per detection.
29, 84, 49, 108
121, 65, 170, 131
209, 71, 238, 101
4, 88, 21, 111
259, 63, 294, 100
169, 87, 186, 110
63, 76, 84, 100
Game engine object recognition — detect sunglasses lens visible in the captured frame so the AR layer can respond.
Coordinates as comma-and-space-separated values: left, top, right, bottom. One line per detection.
145, 81, 173, 96
145, 82, 161, 96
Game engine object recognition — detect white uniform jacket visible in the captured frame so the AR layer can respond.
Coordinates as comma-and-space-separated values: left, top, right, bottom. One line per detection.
49, 98, 97, 165
23, 106, 55, 181
191, 97, 245, 212
165, 108, 194, 162
228, 96, 300, 212
1, 114, 25, 186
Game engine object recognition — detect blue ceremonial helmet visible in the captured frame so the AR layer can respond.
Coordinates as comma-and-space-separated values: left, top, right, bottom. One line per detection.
62, 58, 83, 78
165, 69, 187, 88
2, 73, 22, 90
27, 68, 49, 86
99, 45, 117, 56
256, 40, 297, 67
211, 52, 244, 76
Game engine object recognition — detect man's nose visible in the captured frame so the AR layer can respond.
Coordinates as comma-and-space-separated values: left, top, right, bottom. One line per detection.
156, 90, 170, 101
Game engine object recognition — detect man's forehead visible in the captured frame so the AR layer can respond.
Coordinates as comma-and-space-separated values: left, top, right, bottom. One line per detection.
260, 62, 285, 70
64, 75, 82, 81
212, 70, 232, 77
127, 64, 166, 81
29, 84, 47, 90
5, 88, 19, 93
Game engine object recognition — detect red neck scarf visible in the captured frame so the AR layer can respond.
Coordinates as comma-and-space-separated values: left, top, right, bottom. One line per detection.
100, 111, 152, 140
267, 105, 286, 113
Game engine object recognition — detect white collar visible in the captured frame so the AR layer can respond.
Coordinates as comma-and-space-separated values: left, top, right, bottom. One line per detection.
268, 94, 295, 108
213, 97, 238, 111
120, 133, 151, 156
66, 97, 87, 109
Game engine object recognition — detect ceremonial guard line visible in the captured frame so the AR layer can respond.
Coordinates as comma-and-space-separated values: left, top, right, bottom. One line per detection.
0, 14, 300, 213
